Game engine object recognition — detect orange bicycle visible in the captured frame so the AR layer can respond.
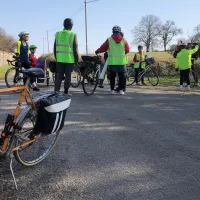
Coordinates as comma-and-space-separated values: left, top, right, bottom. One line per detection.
0, 67, 61, 189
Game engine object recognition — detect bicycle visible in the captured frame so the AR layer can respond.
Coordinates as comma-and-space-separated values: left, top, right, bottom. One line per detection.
0, 67, 64, 190
125, 57, 159, 86
52, 64, 82, 88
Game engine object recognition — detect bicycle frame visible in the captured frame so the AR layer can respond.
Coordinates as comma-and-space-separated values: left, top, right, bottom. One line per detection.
138, 65, 151, 81
0, 84, 36, 153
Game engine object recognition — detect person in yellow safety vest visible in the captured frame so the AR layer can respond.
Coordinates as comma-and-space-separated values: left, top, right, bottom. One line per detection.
95, 26, 130, 95
54, 18, 79, 95
133, 45, 147, 86
175, 43, 199, 90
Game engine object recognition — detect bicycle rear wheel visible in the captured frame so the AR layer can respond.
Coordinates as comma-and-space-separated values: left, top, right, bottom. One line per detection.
5, 67, 25, 91
126, 71, 135, 86
14, 102, 60, 167
70, 66, 81, 88
190, 69, 198, 87
82, 67, 99, 96
148, 70, 159, 86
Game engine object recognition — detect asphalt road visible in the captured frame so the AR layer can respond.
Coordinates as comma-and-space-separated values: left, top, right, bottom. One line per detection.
1, 82, 200, 200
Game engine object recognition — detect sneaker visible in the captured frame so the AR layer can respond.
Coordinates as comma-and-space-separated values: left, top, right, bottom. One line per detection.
98, 84, 104, 88
187, 85, 191, 91
64, 93, 72, 97
33, 87, 40, 91
180, 85, 184, 90
111, 90, 115, 95
120, 90, 125, 95
136, 83, 140, 86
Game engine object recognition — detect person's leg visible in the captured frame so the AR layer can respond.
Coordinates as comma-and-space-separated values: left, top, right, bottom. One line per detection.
191, 64, 198, 83
118, 71, 125, 93
180, 70, 184, 89
64, 63, 74, 94
140, 67, 145, 84
186, 69, 190, 89
110, 71, 116, 91
55, 62, 65, 92
135, 68, 139, 84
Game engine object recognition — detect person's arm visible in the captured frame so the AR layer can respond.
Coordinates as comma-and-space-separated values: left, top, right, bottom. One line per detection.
189, 45, 199, 54
125, 41, 130, 54
73, 35, 79, 63
95, 39, 109, 54
175, 54, 179, 69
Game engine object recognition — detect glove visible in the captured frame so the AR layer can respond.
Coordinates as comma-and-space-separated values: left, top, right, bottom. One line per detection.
95, 50, 99, 55
175, 68, 179, 72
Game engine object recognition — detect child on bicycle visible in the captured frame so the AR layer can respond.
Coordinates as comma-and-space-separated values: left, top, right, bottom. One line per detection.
133, 45, 147, 86
29, 45, 38, 67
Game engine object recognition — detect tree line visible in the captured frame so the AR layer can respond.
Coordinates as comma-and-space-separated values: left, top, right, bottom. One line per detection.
132, 14, 200, 52
0, 27, 16, 52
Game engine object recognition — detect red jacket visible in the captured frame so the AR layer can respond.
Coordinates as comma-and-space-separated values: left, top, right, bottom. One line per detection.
97, 34, 130, 54
29, 53, 38, 67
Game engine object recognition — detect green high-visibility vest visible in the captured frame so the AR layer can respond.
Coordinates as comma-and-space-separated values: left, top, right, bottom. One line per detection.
55, 30, 76, 63
134, 52, 146, 69
107, 37, 126, 65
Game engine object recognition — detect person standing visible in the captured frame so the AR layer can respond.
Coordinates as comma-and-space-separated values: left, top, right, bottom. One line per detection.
176, 43, 199, 90
16, 31, 40, 91
133, 45, 147, 86
54, 18, 79, 95
95, 26, 130, 95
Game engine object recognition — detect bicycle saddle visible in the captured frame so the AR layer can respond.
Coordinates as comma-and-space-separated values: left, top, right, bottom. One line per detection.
21, 68, 44, 77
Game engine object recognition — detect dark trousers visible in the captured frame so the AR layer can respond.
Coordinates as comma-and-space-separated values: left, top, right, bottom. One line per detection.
14, 62, 36, 84
110, 71, 125, 91
135, 67, 144, 83
54, 62, 74, 92
180, 69, 190, 86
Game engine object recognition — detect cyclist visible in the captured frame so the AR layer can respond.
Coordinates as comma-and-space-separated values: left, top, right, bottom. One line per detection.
133, 45, 147, 86
95, 27, 130, 95
15, 32, 40, 91
54, 18, 79, 95
29, 45, 38, 67
176, 42, 199, 90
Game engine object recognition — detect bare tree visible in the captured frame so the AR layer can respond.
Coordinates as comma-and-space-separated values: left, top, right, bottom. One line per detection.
0, 27, 16, 52
194, 24, 200, 34
161, 20, 182, 51
132, 14, 162, 52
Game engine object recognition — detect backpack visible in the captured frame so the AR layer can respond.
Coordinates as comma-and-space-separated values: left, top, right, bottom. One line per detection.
34, 92, 71, 135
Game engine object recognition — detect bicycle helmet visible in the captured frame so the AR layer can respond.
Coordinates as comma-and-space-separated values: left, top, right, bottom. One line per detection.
18, 31, 29, 37
63, 18, 73, 29
112, 26, 121, 33
29, 45, 37, 49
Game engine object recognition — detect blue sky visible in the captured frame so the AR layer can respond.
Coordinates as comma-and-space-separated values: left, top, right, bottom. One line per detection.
0, 0, 200, 56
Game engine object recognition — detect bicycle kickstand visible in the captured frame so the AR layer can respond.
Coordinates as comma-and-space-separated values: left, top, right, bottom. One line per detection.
10, 154, 18, 190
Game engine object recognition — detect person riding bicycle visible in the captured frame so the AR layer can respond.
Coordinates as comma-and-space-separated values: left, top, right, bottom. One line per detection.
15, 32, 40, 91
175, 42, 199, 90
95, 27, 130, 95
133, 45, 147, 86
54, 18, 79, 95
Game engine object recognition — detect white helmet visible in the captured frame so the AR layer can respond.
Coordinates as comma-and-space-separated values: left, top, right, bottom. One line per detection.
18, 31, 29, 37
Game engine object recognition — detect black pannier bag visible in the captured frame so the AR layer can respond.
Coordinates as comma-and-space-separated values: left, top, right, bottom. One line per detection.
34, 92, 71, 135
145, 57, 155, 65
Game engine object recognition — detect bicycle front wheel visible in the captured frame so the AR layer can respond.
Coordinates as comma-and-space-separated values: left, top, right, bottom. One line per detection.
82, 67, 99, 96
14, 102, 60, 167
70, 66, 81, 88
148, 70, 159, 86
5, 67, 24, 89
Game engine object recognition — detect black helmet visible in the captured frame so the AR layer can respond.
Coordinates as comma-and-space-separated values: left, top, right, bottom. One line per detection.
63, 18, 73, 29
138, 45, 143, 49
112, 26, 121, 33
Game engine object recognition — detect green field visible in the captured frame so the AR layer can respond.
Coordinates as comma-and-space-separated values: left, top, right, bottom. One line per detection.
0, 65, 11, 78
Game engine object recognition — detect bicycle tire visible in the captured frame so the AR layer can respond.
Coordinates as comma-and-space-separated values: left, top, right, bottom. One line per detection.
82, 67, 99, 96
190, 69, 198, 87
126, 71, 135, 86
70, 66, 81, 88
14, 100, 60, 167
148, 70, 159, 86
5, 67, 24, 92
